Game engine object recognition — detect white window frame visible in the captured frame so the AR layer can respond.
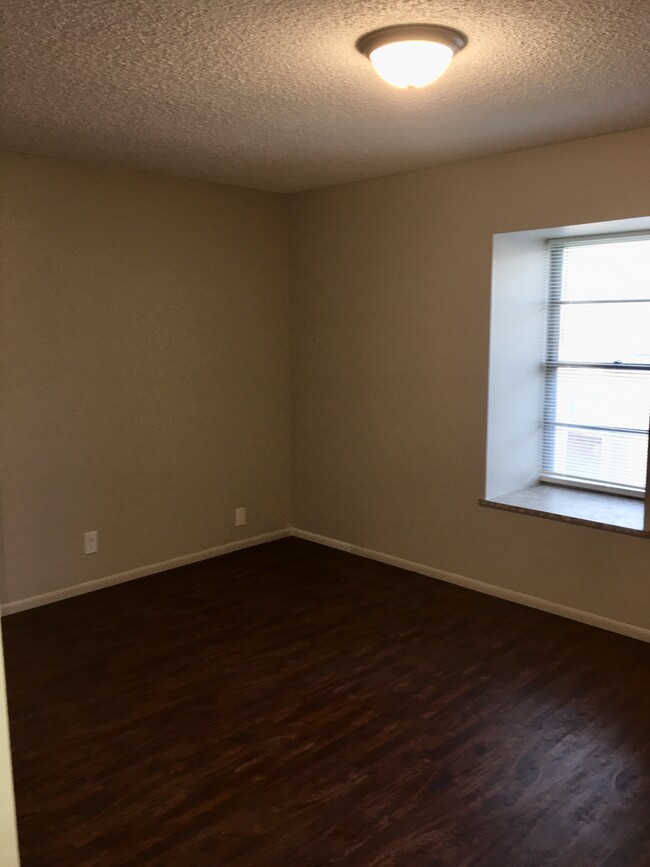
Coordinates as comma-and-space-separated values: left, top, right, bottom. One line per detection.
540, 232, 650, 500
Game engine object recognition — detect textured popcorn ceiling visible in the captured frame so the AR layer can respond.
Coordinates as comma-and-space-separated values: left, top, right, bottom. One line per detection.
2, 0, 649, 192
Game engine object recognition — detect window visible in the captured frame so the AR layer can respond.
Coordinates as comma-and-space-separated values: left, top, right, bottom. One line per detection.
542, 235, 650, 498
485, 220, 650, 535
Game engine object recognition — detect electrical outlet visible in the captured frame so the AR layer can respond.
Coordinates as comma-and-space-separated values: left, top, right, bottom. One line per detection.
84, 530, 99, 554
235, 507, 247, 527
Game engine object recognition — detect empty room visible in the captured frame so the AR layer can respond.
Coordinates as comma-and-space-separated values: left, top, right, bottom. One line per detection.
1, 0, 649, 864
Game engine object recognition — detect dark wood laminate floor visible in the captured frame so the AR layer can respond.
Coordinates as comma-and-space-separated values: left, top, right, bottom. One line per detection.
2, 537, 650, 866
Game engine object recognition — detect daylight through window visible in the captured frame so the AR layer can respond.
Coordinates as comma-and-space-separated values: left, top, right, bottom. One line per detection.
541, 235, 650, 497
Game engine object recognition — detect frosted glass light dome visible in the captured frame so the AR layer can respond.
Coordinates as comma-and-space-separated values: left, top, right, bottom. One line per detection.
357, 24, 467, 90
369, 41, 454, 88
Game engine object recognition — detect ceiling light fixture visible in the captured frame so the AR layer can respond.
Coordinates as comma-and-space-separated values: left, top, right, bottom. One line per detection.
356, 24, 467, 89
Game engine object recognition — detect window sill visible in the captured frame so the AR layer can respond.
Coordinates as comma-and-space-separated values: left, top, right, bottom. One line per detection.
479, 483, 648, 537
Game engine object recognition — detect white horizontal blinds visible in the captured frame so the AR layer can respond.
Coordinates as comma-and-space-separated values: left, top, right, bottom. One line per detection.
542, 235, 650, 497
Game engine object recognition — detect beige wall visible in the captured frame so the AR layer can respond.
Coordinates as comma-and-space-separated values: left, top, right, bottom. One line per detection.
1, 130, 649, 628
0, 623, 19, 866
289, 127, 650, 632
0, 152, 291, 605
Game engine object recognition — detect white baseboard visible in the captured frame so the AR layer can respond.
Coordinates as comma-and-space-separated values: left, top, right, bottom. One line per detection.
5, 526, 649, 644
1, 529, 290, 616
289, 527, 650, 644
